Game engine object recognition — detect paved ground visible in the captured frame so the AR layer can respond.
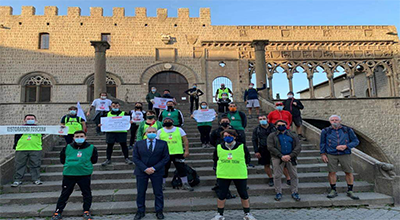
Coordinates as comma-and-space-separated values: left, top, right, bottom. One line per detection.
15, 206, 400, 220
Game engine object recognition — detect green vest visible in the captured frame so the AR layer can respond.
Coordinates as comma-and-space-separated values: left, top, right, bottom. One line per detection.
107, 111, 128, 133
16, 134, 42, 151
159, 128, 184, 155
64, 116, 83, 134
216, 144, 248, 179
143, 122, 159, 139
161, 110, 180, 126
227, 111, 244, 130
63, 144, 94, 176
198, 121, 212, 127
218, 88, 230, 99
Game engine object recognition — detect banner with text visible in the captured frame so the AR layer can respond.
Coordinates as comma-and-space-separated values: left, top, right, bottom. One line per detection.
192, 109, 217, 123
153, 97, 174, 110
100, 116, 131, 132
0, 126, 69, 135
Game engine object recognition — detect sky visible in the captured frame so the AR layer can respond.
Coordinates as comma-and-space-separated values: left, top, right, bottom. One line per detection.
1, 0, 399, 98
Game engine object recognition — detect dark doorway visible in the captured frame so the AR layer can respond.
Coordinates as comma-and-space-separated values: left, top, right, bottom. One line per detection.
149, 71, 189, 103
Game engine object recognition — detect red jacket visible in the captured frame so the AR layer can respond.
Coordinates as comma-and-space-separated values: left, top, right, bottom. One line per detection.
267, 110, 292, 129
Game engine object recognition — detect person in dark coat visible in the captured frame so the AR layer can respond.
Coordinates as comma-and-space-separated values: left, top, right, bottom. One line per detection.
283, 91, 306, 140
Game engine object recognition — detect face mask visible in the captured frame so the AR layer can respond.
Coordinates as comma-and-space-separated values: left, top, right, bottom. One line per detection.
277, 125, 287, 131
112, 108, 119, 112
224, 136, 234, 143
167, 106, 174, 110
221, 122, 230, 127
259, 120, 268, 125
135, 106, 142, 109
249, 85, 254, 89
151, 89, 156, 93
147, 115, 155, 119
222, 96, 228, 99
147, 133, 157, 139
74, 138, 85, 144
221, 85, 225, 88
229, 107, 237, 112
201, 105, 207, 109
101, 96, 107, 99
26, 120, 35, 125
276, 106, 283, 111
69, 110, 77, 115
287, 95, 294, 98
332, 123, 340, 128
193, 86, 197, 89
163, 122, 173, 127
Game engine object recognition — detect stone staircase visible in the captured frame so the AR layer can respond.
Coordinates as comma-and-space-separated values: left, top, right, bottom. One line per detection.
0, 103, 393, 218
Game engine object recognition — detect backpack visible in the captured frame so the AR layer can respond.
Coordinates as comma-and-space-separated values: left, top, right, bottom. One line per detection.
65, 116, 82, 124
173, 164, 200, 187
212, 184, 236, 200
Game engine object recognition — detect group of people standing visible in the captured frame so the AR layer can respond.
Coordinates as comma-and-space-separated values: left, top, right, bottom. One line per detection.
9, 83, 361, 220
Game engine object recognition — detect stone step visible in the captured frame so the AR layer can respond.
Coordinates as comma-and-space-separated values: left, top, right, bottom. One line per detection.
0, 182, 374, 205
40, 162, 328, 174
44, 149, 321, 159
0, 192, 393, 218
5, 172, 357, 193
40, 155, 323, 166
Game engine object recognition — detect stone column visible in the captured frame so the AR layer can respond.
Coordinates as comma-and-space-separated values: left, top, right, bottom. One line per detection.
268, 75, 273, 99
90, 41, 110, 97
308, 76, 315, 99
252, 40, 269, 98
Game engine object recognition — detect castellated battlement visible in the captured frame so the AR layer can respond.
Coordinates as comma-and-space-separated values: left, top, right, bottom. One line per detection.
0, 6, 211, 23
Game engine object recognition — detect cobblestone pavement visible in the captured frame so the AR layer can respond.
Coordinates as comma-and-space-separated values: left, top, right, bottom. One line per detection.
17, 206, 400, 220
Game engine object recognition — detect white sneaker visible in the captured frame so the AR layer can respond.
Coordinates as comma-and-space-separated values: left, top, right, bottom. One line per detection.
11, 181, 22, 187
244, 213, 257, 220
33, 180, 43, 185
211, 213, 225, 220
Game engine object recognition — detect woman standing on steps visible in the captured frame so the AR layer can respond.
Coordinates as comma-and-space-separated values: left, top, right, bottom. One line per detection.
190, 102, 217, 148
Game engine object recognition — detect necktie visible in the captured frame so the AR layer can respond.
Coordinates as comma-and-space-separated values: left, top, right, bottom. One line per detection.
149, 140, 153, 152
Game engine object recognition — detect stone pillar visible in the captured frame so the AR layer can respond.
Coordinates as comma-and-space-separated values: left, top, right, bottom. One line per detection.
308, 76, 315, 99
90, 41, 110, 97
252, 40, 269, 97
268, 76, 273, 99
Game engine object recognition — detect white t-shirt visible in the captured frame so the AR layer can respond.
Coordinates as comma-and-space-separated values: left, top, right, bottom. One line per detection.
91, 99, 112, 111
131, 110, 145, 125
156, 127, 186, 139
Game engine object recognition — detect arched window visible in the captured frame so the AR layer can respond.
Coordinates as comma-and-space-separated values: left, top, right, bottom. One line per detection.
212, 76, 233, 102
23, 75, 52, 102
88, 76, 117, 102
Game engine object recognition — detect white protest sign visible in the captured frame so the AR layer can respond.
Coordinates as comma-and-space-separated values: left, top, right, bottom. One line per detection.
193, 109, 217, 123
153, 97, 173, 110
131, 110, 144, 125
100, 116, 131, 132
0, 126, 69, 135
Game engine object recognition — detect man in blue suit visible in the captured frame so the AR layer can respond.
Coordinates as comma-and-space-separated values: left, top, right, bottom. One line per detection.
133, 127, 170, 220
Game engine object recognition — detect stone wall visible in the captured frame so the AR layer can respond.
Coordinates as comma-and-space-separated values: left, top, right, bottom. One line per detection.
300, 98, 400, 174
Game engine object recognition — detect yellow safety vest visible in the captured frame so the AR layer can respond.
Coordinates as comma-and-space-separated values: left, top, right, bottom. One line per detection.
159, 128, 184, 155
216, 144, 248, 179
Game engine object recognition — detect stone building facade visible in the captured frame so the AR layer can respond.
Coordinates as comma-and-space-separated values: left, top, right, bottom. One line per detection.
0, 6, 399, 161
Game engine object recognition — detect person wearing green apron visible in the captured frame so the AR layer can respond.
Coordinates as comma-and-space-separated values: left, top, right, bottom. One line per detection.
60, 106, 86, 145
136, 110, 163, 141
158, 101, 184, 127
223, 103, 247, 145
51, 130, 98, 220
156, 117, 193, 191
211, 129, 256, 220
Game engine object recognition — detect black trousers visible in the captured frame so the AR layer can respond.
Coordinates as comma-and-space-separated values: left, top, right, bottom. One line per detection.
237, 130, 246, 146
218, 103, 229, 113
107, 142, 129, 160
55, 175, 92, 214
93, 111, 105, 134
190, 96, 199, 113
217, 178, 249, 200
64, 134, 74, 145
148, 102, 160, 119
130, 124, 139, 146
163, 154, 187, 178
198, 126, 212, 144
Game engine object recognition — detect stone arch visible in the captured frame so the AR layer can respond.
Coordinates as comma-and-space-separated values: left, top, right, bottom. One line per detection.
19, 71, 56, 103
140, 62, 199, 86
84, 72, 122, 101
83, 72, 123, 86
18, 71, 57, 85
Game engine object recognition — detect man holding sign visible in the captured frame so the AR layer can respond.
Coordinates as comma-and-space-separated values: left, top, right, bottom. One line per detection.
99, 102, 133, 166
11, 114, 43, 187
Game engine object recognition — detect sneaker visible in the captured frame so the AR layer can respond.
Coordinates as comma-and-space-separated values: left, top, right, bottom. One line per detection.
268, 178, 274, 187
33, 180, 43, 185
291, 192, 301, 201
101, 159, 112, 166
182, 183, 194, 191
156, 212, 165, 219
201, 143, 207, 148
287, 180, 291, 185
205, 144, 211, 148
51, 212, 63, 220
243, 213, 257, 220
274, 193, 282, 201
83, 211, 93, 220
298, 134, 307, 141
327, 189, 338, 198
11, 181, 22, 187
347, 191, 360, 200
125, 158, 133, 165
211, 213, 225, 220
128, 145, 133, 150
248, 115, 252, 119
162, 183, 166, 191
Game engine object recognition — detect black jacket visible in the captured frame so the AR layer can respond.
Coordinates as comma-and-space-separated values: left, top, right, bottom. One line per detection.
252, 124, 276, 153
184, 88, 204, 99
283, 98, 304, 117
60, 142, 98, 165
213, 141, 251, 169
210, 125, 241, 147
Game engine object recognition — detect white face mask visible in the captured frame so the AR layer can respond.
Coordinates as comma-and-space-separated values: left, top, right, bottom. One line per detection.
249, 85, 254, 89
287, 95, 294, 98
101, 96, 107, 99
